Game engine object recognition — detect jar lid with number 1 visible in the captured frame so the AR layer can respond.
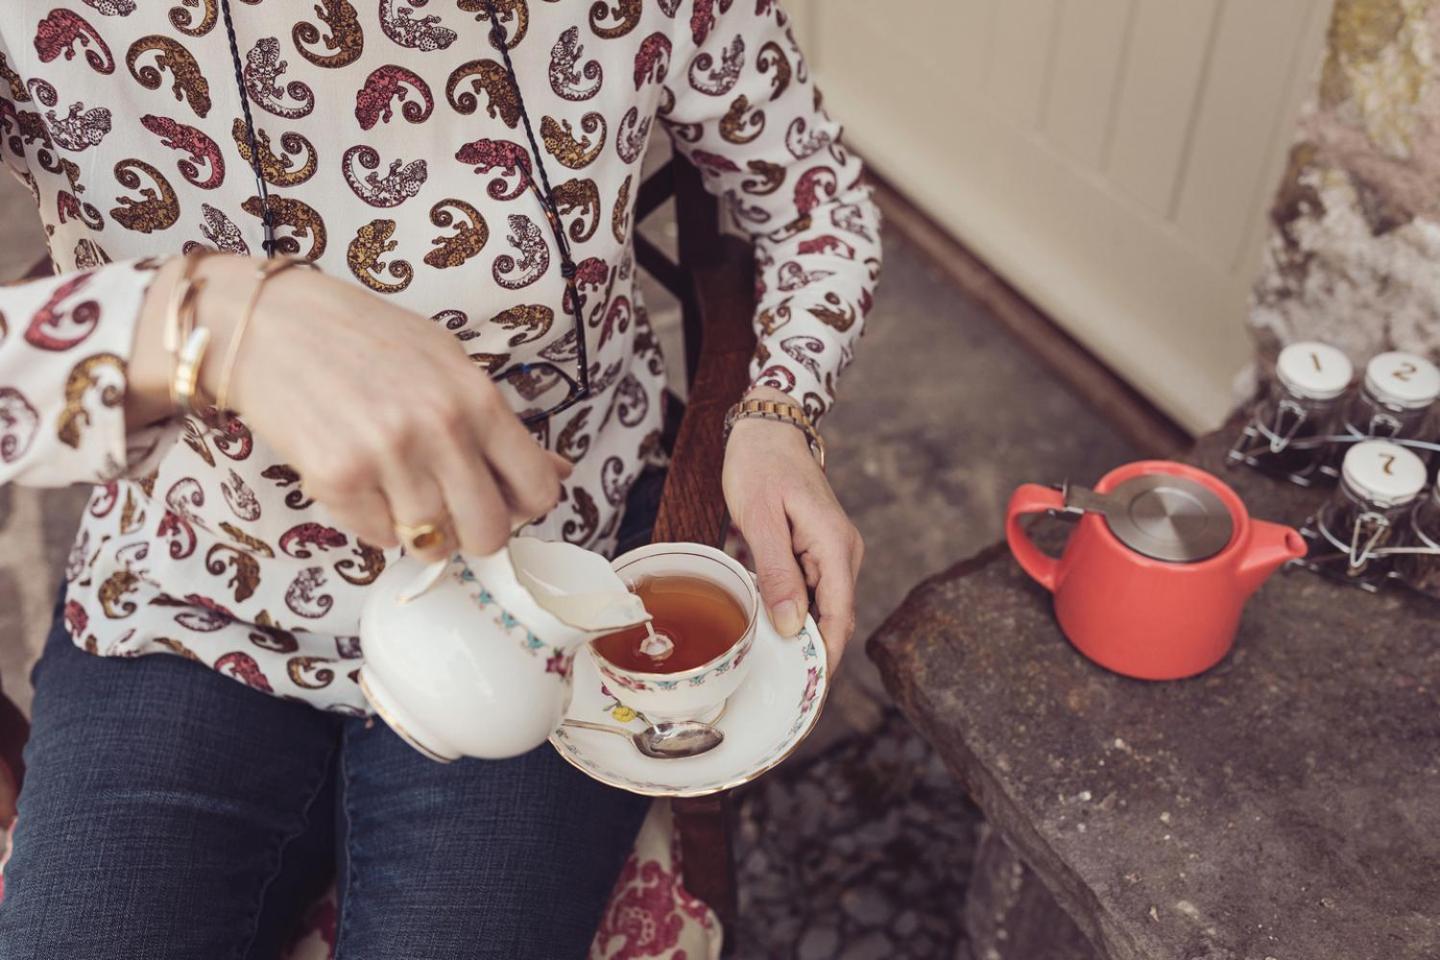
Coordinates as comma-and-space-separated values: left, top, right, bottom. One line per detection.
1276, 341, 1353, 401
1342, 439, 1428, 508
1363, 351, 1440, 410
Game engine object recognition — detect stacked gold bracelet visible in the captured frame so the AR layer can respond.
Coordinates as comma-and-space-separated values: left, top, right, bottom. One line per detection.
165, 249, 212, 415
723, 397, 826, 469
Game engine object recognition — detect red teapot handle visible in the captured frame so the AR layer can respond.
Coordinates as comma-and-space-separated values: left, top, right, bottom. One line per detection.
1005, 484, 1064, 592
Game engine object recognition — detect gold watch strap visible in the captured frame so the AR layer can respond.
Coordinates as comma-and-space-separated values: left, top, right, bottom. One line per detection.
723, 398, 825, 470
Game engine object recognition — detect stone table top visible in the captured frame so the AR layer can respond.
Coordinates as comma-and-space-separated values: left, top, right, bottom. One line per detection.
868, 428, 1440, 960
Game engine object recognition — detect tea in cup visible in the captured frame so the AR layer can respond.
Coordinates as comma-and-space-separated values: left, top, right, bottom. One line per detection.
592, 543, 759, 724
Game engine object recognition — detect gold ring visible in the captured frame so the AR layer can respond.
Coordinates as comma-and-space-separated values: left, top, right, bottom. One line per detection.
395, 520, 447, 553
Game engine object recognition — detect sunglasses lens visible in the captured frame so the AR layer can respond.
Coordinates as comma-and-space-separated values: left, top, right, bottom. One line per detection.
537, 327, 580, 364
493, 361, 583, 422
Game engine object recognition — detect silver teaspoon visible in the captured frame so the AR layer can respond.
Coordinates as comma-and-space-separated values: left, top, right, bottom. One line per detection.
561, 718, 725, 759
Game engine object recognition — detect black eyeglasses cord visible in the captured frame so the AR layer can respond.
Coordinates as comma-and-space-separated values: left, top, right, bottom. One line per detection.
216, 0, 592, 414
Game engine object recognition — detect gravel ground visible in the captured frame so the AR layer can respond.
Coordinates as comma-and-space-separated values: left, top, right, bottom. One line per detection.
732, 712, 983, 959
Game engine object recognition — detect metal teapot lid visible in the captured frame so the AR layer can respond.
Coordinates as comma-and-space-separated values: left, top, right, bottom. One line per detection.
1060, 474, 1234, 563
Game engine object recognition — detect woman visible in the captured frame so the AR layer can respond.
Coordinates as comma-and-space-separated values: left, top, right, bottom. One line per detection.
0, 1, 878, 956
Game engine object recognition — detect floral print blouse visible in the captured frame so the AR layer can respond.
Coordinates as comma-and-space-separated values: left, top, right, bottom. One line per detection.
0, 0, 880, 713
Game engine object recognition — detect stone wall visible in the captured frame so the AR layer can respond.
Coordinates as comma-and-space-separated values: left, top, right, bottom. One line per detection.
1250, 0, 1440, 368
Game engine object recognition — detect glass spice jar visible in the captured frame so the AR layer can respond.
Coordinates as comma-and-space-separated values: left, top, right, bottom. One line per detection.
1229, 341, 1353, 481
1313, 440, 1429, 587
1322, 351, 1440, 476
1401, 478, 1440, 598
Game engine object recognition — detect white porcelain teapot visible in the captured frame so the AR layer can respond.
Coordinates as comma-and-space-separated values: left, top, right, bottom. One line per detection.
358, 537, 650, 761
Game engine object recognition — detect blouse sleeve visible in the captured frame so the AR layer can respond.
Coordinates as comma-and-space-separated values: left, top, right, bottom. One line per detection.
657, 2, 882, 424
0, 44, 170, 488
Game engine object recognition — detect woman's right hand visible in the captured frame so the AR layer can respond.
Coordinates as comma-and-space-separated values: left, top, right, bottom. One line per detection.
130, 254, 570, 561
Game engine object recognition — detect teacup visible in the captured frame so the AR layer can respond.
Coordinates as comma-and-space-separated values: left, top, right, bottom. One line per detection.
593, 542, 759, 724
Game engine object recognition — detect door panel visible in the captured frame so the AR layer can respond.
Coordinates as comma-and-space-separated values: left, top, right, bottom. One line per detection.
787, 0, 1331, 431
1044, 0, 1133, 171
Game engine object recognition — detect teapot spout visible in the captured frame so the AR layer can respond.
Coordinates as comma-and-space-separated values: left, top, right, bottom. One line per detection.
1238, 520, 1307, 596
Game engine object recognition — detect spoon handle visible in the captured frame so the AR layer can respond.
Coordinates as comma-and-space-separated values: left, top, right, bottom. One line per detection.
636, 698, 730, 730
560, 719, 633, 738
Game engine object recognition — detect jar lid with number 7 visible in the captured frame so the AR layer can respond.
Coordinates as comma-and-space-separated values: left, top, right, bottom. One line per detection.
1363, 351, 1440, 410
1342, 440, 1427, 508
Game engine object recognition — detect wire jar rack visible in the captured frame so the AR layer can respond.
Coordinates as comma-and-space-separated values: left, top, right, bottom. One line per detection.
1228, 343, 1440, 597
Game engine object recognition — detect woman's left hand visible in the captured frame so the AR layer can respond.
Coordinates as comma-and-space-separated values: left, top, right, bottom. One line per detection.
722, 388, 863, 667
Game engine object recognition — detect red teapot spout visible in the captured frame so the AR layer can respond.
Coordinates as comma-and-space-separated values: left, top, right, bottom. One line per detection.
1237, 519, 1306, 596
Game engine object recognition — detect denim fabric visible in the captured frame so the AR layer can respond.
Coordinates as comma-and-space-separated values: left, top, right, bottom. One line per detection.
0, 612, 648, 959
333, 716, 648, 959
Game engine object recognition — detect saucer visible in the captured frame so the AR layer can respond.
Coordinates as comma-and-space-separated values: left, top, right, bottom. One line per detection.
549, 613, 828, 797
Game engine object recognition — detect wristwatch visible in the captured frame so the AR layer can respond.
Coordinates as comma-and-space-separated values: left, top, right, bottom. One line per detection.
722, 398, 826, 470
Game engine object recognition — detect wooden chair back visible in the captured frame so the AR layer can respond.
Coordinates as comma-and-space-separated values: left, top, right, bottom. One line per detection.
633, 153, 756, 945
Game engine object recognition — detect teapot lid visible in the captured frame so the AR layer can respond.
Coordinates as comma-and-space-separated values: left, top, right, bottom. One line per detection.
1096, 474, 1234, 563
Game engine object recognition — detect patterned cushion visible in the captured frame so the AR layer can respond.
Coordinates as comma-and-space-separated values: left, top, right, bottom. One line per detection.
275, 801, 719, 960
588, 801, 721, 960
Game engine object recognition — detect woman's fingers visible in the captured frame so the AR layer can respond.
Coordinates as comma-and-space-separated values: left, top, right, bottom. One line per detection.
546, 450, 575, 480
438, 466, 513, 555
798, 499, 862, 667
483, 414, 565, 524
225, 267, 584, 558
430, 428, 514, 555
811, 538, 858, 668
378, 454, 454, 564
743, 501, 808, 637
323, 487, 400, 550
296, 427, 399, 549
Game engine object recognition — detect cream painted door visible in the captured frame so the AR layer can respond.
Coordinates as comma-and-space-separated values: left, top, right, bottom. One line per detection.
786, 0, 1332, 432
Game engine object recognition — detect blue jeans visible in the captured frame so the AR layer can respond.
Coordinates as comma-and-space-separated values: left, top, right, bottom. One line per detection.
0, 610, 649, 959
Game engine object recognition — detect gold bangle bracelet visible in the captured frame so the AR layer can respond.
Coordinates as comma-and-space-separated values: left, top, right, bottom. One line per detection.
162, 248, 210, 355
172, 325, 213, 416
167, 276, 209, 412
723, 397, 826, 470
214, 256, 318, 421
164, 250, 211, 412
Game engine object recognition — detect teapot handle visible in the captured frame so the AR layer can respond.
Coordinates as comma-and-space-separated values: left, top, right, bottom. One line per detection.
1005, 484, 1064, 592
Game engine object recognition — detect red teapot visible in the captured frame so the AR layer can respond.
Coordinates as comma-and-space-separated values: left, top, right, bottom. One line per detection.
1005, 461, 1305, 680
